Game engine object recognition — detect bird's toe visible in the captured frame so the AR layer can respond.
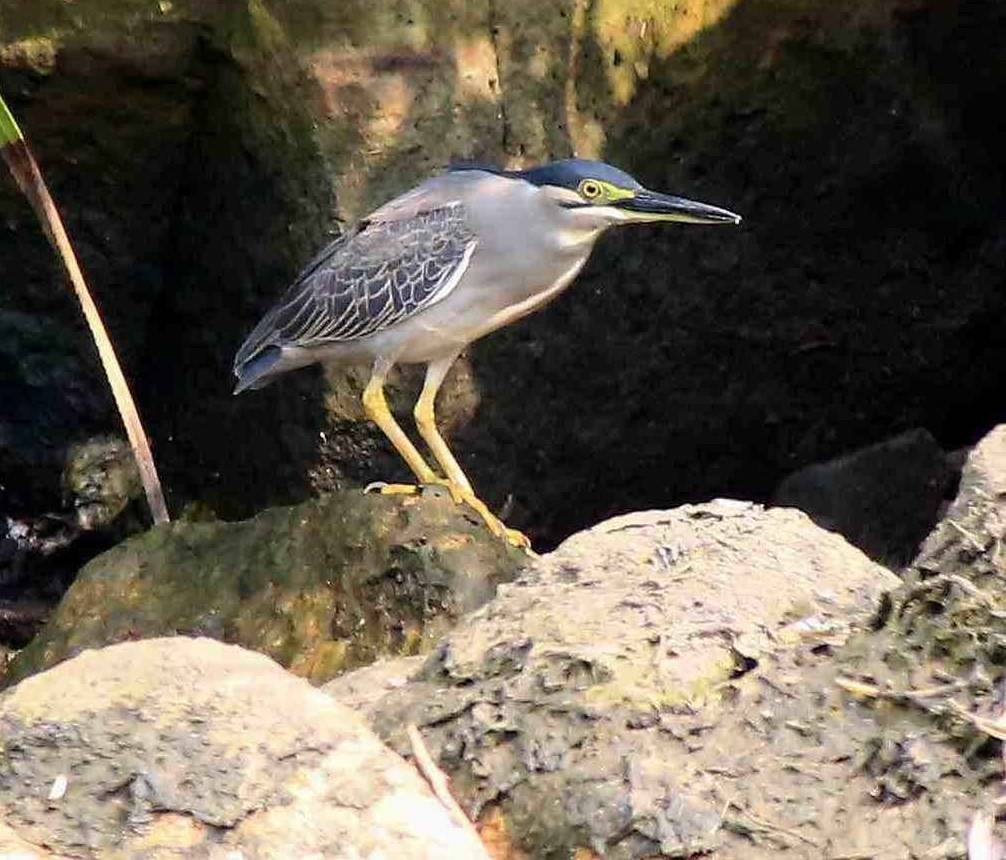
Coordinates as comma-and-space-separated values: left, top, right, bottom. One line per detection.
364, 481, 421, 496
502, 526, 536, 555
454, 491, 535, 554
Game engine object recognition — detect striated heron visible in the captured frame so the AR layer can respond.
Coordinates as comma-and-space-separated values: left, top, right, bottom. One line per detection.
233, 159, 741, 551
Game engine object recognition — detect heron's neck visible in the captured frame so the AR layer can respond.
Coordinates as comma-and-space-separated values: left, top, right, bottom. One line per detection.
552, 206, 608, 253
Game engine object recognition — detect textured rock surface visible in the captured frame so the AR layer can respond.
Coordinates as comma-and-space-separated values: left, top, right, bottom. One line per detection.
855, 423, 1006, 725
328, 501, 899, 858
327, 483, 1006, 856
0, 1, 331, 521
1, 0, 1004, 554
774, 428, 955, 567
325, 653, 425, 714
0, 637, 489, 859
4, 490, 525, 686
913, 423, 1006, 575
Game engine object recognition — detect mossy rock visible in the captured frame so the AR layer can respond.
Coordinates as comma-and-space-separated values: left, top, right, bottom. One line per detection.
4, 490, 526, 687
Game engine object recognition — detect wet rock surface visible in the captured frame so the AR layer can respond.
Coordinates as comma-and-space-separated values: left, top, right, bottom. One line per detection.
4, 489, 525, 687
0, 636, 489, 859
773, 428, 957, 567
327, 501, 899, 858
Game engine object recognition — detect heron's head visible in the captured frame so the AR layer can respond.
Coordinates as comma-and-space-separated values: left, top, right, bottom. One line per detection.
515, 158, 741, 230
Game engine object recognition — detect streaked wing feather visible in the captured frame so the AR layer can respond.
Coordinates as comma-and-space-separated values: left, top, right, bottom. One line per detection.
234, 203, 476, 371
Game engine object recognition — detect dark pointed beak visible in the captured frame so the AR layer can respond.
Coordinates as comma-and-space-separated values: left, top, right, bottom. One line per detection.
617, 190, 742, 225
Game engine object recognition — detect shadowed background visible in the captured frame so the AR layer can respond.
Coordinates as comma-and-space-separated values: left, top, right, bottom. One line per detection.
1, 0, 1003, 550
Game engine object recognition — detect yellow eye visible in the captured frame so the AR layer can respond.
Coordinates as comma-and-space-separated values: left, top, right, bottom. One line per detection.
579, 180, 603, 200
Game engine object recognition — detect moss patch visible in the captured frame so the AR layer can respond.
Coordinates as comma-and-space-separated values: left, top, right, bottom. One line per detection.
4, 490, 525, 686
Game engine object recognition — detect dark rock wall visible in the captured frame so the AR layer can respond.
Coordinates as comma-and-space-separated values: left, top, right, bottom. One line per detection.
0, 13, 201, 510
1, 0, 1004, 548
463, 0, 1006, 543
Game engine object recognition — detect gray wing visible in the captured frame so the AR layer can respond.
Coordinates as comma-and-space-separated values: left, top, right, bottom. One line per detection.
234, 202, 477, 372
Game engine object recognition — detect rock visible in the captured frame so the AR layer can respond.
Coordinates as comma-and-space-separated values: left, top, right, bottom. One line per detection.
61, 435, 143, 533
913, 423, 1006, 577
0, 601, 49, 649
0, 435, 147, 649
0, 1, 333, 574
773, 428, 955, 567
0, 311, 110, 515
4, 490, 525, 687
329, 501, 898, 859
2, 0, 1006, 556
807, 422, 1006, 827
867, 423, 1006, 715
324, 654, 425, 714
0, 637, 489, 859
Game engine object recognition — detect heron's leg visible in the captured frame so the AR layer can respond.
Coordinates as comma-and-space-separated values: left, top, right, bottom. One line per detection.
361, 359, 440, 491
414, 356, 533, 552
413, 356, 474, 494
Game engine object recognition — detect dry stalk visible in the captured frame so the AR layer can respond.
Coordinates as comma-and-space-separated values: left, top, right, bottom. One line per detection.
835, 676, 971, 704
723, 798, 820, 848
0, 94, 169, 525
406, 724, 484, 848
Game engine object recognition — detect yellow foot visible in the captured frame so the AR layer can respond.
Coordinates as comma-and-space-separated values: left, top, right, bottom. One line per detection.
364, 481, 533, 553
503, 526, 535, 554
363, 479, 464, 503
456, 492, 535, 554
364, 481, 420, 496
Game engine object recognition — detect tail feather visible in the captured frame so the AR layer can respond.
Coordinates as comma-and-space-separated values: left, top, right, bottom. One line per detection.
233, 346, 283, 394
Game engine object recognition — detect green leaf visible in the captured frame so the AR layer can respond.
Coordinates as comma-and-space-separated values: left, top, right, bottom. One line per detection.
0, 92, 25, 146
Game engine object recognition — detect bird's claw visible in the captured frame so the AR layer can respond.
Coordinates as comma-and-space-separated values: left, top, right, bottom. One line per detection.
364, 480, 533, 554
363, 479, 466, 503
454, 491, 535, 555
501, 526, 535, 554
364, 481, 420, 496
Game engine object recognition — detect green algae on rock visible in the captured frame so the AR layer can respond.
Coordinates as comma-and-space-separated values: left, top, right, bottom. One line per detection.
4, 490, 526, 687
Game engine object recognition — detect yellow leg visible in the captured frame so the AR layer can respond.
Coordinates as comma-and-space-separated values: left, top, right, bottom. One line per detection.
414, 356, 533, 552
362, 359, 439, 489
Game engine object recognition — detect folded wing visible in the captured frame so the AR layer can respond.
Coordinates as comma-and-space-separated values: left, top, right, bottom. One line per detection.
233, 202, 478, 380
